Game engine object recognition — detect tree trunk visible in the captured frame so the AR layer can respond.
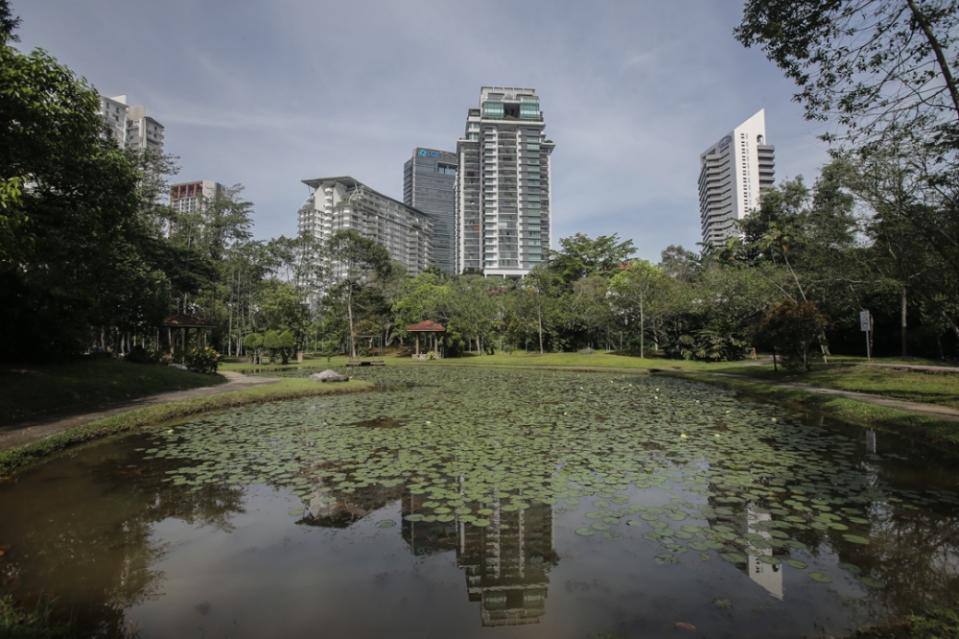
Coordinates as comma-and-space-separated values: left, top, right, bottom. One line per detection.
639, 296, 645, 359
907, 0, 959, 123
536, 300, 544, 354
900, 285, 908, 357
346, 284, 356, 358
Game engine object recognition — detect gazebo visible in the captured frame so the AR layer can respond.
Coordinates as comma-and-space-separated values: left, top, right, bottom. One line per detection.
406, 320, 445, 359
163, 314, 215, 360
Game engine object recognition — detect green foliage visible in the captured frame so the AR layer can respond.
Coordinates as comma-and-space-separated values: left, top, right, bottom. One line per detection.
757, 300, 828, 370
263, 329, 295, 364
126, 344, 159, 364
0, 594, 64, 639
185, 346, 220, 374
548, 232, 635, 283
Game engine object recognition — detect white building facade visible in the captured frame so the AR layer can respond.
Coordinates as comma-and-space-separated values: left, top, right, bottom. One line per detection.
298, 176, 433, 287
455, 87, 555, 277
169, 180, 225, 215
96, 95, 165, 154
698, 109, 775, 247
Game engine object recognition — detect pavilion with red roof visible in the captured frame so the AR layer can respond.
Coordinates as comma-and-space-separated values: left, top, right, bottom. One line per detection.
406, 320, 445, 358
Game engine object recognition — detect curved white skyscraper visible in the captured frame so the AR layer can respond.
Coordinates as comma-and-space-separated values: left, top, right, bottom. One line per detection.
698, 109, 775, 247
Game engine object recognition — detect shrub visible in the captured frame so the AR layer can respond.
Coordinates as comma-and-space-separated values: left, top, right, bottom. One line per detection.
186, 346, 220, 374
756, 300, 827, 370
126, 344, 158, 364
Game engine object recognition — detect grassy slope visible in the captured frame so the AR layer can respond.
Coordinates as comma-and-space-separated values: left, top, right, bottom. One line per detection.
0, 378, 373, 477
0, 359, 226, 427
718, 362, 959, 409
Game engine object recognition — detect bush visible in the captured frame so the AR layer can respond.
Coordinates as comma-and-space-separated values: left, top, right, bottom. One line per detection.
186, 346, 220, 374
756, 300, 827, 370
126, 344, 158, 364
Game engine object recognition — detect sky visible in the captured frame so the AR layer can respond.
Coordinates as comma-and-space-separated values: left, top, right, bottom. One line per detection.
14, 0, 830, 261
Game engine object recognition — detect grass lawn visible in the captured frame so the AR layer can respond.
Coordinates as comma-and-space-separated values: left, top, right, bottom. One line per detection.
719, 362, 959, 409
0, 377, 373, 477
0, 358, 226, 427
667, 371, 959, 448
219, 351, 757, 374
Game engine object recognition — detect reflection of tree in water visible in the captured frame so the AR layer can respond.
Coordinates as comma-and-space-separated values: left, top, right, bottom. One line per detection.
0, 437, 244, 637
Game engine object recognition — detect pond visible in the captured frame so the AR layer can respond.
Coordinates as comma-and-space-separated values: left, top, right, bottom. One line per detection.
1, 367, 958, 638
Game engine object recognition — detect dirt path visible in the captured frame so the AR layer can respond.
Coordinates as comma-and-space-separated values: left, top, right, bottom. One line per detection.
0, 371, 279, 451
694, 372, 959, 421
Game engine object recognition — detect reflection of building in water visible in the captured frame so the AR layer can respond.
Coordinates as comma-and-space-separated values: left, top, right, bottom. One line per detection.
457, 503, 557, 626
746, 505, 783, 600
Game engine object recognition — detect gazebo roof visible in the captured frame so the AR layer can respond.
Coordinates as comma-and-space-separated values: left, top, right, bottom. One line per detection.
163, 314, 215, 328
406, 320, 445, 332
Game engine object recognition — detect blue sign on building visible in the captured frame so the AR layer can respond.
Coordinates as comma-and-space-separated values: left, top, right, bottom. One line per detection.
417, 149, 441, 158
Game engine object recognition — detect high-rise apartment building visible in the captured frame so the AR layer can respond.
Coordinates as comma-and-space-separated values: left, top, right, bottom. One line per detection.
98, 95, 128, 148
298, 176, 433, 286
455, 87, 555, 277
96, 95, 165, 154
169, 180, 225, 215
698, 109, 775, 247
403, 148, 457, 274
125, 104, 165, 153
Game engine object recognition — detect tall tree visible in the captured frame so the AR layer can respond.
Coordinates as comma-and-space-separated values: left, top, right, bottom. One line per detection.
325, 229, 391, 358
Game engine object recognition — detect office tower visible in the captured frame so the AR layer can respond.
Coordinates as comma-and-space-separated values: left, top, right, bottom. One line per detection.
698, 109, 775, 247
298, 176, 433, 286
169, 180, 225, 215
96, 95, 165, 154
455, 87, 555, 277
403, 148, 457, 274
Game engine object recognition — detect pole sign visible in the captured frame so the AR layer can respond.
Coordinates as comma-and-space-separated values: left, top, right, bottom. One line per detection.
860, 309, 872, 360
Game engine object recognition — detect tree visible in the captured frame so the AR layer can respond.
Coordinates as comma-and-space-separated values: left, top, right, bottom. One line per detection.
262, 329, 295, 365
757, 300, 828, 370
608, 260, 670, 358
660, 245, 701, 282
0, 24, 166, 357
736, 0, 959, 151
548, 233, 636, 283
325, 230, 391, 358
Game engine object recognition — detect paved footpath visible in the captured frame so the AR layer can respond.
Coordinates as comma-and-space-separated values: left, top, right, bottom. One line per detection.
0, 371, 279, 452
701, 372, 959, 421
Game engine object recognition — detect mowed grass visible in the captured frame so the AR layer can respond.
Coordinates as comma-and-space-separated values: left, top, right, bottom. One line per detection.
0, 378, 373, 477
667, 372, 959, 449
0, 358, 226, 427
219, 351, 758, 374
720, 362, 959, 409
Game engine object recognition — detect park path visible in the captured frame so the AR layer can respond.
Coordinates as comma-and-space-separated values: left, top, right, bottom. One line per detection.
861, 361, 959, 374
0, 371, 279, 452
694, 372, 959, 421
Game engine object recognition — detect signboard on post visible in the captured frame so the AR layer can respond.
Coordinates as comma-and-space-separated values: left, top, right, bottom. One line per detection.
859, 309, 872, 360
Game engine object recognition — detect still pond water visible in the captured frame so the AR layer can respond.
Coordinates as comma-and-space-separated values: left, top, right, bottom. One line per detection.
1, 367, 958, 638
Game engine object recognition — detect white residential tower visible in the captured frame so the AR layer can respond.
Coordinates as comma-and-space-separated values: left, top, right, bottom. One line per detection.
698, 109, 775, 247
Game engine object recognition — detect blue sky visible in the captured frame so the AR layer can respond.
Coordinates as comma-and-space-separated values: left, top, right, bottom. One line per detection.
14, 0, 829, 261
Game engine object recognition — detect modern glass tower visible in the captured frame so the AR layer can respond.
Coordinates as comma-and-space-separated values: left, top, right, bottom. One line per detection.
698, 109, 775, 247
403, 148, 457, 274
455, 87, 555, 277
